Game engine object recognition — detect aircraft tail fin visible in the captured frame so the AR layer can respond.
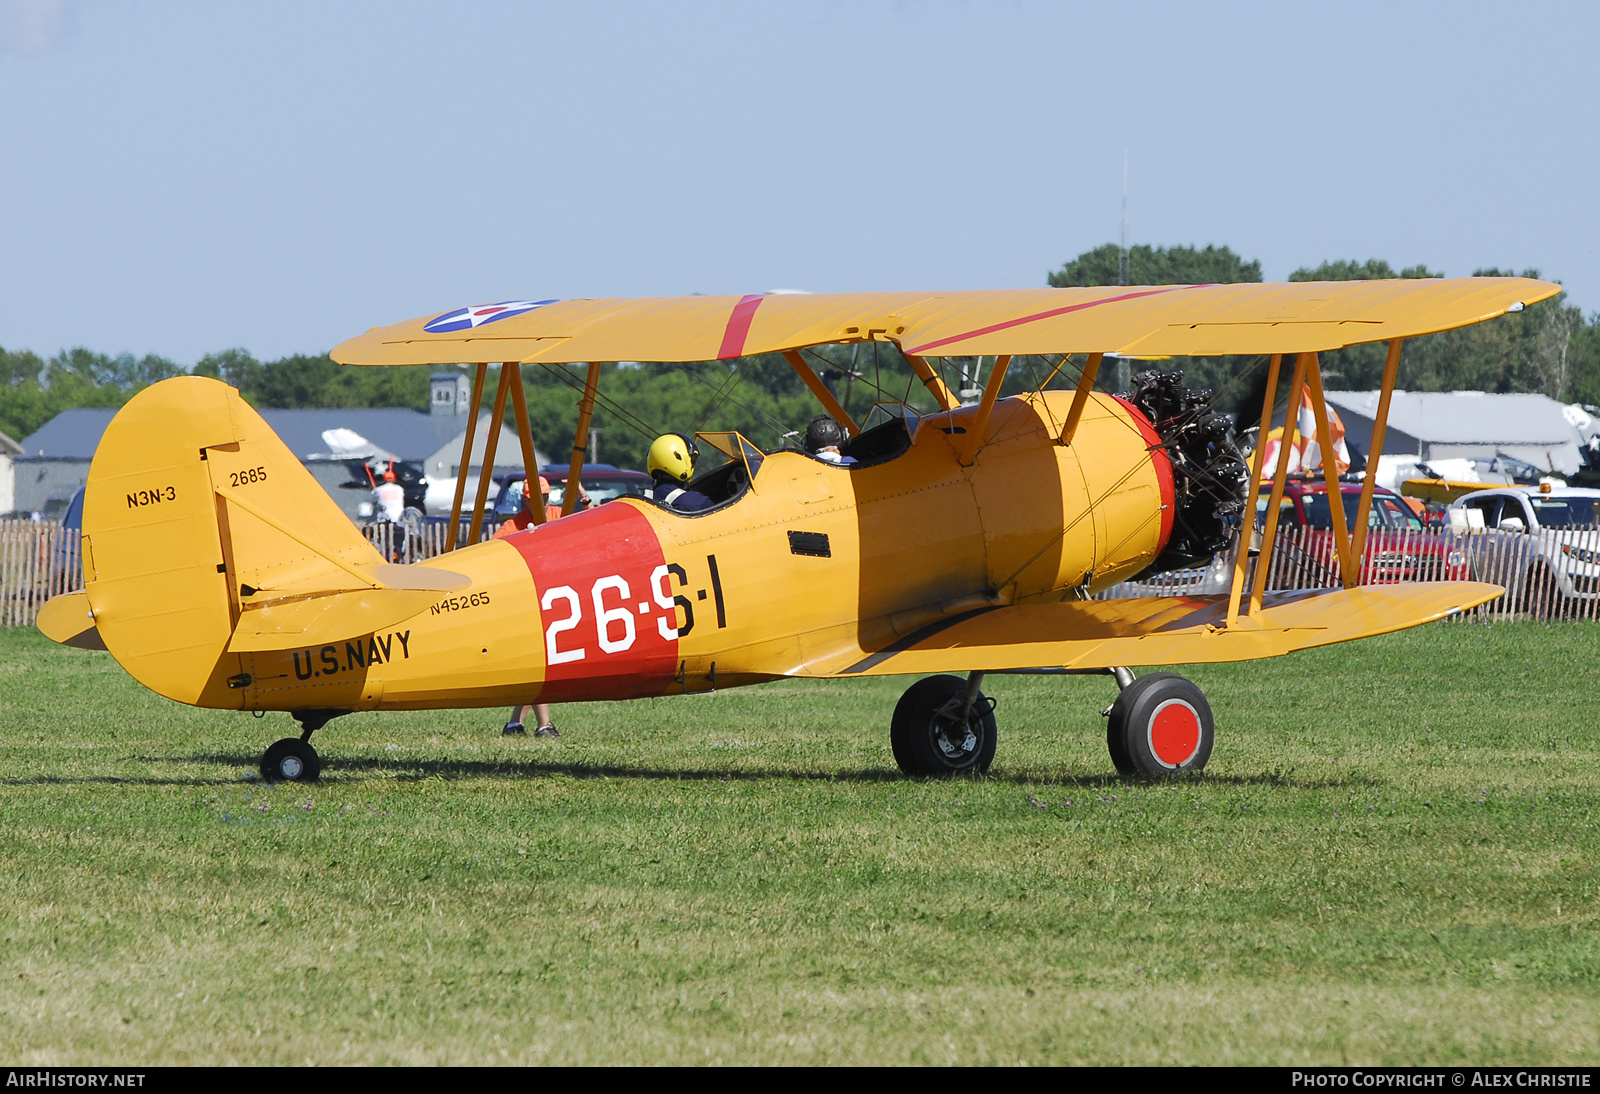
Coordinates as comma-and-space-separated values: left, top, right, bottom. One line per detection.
63, 376, 465, 705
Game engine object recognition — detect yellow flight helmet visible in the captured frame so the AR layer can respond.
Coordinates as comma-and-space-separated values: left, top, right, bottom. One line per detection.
647, 432, 698, 483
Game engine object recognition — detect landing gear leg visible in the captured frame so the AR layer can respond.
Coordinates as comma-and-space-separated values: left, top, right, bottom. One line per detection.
1104, 672, 1213, 777
259, 709, 349, 783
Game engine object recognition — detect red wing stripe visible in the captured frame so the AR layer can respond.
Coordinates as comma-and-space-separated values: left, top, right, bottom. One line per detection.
903, 285, 1205, 356
717, 295, 765, 359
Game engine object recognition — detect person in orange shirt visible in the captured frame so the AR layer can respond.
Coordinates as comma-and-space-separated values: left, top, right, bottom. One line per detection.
491, 475, 591, 541
492, 475, 588, 738
491, 475, 550, 540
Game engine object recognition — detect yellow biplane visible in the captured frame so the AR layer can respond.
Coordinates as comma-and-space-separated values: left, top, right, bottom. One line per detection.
37, 278, 1557, 781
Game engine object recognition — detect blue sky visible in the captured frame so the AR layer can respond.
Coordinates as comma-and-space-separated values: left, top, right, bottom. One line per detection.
2, 0, 1596, 363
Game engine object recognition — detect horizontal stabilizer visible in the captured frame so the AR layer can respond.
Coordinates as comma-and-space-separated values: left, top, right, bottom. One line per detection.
36, 591, 107, 650
228, 562, 469, 652
800, 582, 1504, 677
371, 563, 471, 592
229, 584, 451, 652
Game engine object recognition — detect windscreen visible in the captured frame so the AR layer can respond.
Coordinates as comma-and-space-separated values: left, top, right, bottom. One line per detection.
1530, 496, 1600, 527
694, 431, 765, 482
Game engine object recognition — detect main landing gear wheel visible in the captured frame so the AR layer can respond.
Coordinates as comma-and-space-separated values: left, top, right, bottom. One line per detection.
1106, 672, 1213, 777
261, 737, 321, 783
891, 674, 997, 777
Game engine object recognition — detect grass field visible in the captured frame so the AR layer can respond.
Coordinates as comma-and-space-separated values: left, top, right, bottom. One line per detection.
1, 621, 1597, 1065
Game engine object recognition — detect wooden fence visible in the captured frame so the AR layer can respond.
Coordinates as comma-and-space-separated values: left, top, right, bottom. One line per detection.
1098, 525, 1600, 623
1, 520, 83, 628
362, 518, 501, 564
7, 518, 1600, 628
0, 518, 500, 628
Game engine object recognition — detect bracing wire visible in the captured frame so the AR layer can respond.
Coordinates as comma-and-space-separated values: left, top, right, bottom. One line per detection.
681, 360, 801, 440
688, 360, 745, 431
799, 345, 899, 413
536, 363, 661, 445
539, 357, 809, 454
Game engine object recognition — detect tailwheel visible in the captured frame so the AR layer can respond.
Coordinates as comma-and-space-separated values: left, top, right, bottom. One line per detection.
891, 673, 997, 777
261, 737, 322, 783
1106, 672, 1213, 777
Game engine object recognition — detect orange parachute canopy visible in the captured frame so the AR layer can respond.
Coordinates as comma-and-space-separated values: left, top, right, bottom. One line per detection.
1257, 389, 1351, 481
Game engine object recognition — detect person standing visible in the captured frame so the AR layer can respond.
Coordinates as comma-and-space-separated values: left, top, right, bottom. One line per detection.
503, 700, 558, 739
372, 466, 406, 521
492, 476, 550, 539
494, 474, 570, 739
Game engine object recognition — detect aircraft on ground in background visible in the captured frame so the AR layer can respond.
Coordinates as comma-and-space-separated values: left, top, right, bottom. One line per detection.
38, 278, 1557, 782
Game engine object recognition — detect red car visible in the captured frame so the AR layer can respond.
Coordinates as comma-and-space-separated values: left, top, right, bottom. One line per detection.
1256, 478, 1469, 585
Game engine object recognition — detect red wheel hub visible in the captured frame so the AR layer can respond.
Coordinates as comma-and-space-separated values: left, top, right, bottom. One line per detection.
1148, 699, 1201, 768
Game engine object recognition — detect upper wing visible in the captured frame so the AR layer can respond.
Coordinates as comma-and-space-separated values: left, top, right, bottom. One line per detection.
331, 279, 1560, 366
786, 582, 1503, 678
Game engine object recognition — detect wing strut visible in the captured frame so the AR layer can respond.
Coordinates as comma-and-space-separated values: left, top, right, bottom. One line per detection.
959, 355, 1012, 466
1304, 354, 1356, 586
444, 362, 489, 553
1249, 351, 1310, 615
563, 361, 603, 517
467, 364, 515, 545
1059, 352, 1104, 446
1349, 338, 1404, 565
507, 362, 546, 526
1225, 353, 1282, 626
781, 350, 859, 436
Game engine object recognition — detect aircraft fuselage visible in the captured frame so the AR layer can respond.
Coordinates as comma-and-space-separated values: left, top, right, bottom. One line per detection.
232, 389, 1172, 712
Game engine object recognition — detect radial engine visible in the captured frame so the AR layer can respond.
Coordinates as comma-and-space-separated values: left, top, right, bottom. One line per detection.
1123, 370, 1250, 575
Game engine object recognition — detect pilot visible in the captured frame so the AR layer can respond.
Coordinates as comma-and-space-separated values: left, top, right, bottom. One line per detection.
804, 415, 856, 465
648, 433, 713, 512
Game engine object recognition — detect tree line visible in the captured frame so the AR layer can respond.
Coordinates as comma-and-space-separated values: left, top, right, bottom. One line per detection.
4, 242, 1596, 471
1050, 244, 1600, 419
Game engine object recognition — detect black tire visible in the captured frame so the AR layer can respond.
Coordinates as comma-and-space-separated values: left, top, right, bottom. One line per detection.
890, 674, 997, 777
261, 737, 321, 783
1106, 672, 1213, 778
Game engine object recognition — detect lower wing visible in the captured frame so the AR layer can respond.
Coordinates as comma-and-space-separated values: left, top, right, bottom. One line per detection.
795, 582, 1502, 677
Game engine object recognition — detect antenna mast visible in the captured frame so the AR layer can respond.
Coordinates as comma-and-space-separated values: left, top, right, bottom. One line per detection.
1118, 149, 1130, 287
1117, 150, 1131, 392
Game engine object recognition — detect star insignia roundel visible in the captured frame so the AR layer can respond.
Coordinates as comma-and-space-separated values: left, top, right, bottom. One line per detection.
423, 299, 559, 334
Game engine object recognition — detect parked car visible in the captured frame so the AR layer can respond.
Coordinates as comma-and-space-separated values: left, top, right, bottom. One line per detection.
1448, 485, 1600, 608
490, 465, 652, 520
1256, 478, 1469, 585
